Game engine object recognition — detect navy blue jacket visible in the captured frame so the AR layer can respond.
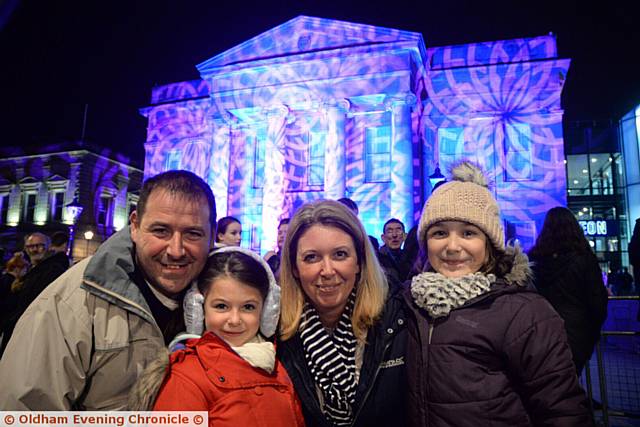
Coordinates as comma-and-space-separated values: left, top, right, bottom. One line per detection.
277, 291, 408, 427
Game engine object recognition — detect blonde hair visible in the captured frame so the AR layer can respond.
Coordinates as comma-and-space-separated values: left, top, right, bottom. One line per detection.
279, 200, 388, 342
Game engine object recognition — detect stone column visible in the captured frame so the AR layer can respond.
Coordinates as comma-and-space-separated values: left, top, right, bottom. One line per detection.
261, 104, 289, 251
324, 99, 350, 200
63, 162, 81, 225
35, 164, 51, 225
7, 165, 24, 225
113, 174, 129, 231
210, 118, 232, 218
388, 93, 416, 229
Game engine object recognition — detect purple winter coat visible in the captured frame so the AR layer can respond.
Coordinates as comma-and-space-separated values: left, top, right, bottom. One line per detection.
404, 246, 593, 427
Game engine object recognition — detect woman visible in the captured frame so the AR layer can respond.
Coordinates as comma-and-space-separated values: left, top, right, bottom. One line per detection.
528, 206, 609, 375
277, 200, 407, 427
405, 161, 592, 426
215, 216, 242, 247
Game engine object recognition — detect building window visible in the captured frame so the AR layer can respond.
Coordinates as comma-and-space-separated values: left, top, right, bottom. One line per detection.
164, 149, 182, 170
308, 131, 326, 186
23, 193, 37, 223
97, 196, 113, 227
50, 192, 65, 222
253, 129, 267, 189
504, 123, 533, 181
0, 194, 9, 225
438, 127, 465, 170
365, 126, 391, 183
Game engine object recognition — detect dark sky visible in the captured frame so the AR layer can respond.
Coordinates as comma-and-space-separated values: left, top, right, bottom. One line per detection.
1, 0, 638, 164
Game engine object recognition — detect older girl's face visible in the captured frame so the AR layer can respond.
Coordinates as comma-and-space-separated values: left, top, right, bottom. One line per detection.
294, 224, 360, 326
217, 221, 242, 246
426, 221, 488, 278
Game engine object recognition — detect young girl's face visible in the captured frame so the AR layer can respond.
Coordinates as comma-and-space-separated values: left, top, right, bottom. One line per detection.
204, 275, 263, 346
426, 221, 488, 278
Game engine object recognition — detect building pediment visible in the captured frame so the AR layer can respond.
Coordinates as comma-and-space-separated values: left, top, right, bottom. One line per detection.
196, 15, 423, 74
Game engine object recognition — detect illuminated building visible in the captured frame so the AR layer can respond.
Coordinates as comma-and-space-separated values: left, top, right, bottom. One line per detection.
142, 16, 570, 253
0, 141, 142, 260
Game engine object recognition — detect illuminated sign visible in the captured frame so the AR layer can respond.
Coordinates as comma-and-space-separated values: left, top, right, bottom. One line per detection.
579, 220, 617, 236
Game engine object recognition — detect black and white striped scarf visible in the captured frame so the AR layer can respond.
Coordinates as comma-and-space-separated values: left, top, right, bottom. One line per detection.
300, 291, 357, 426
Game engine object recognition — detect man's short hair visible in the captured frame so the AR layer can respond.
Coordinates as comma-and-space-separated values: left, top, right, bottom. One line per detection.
51, 231, 69, 247
337, 197, 359, 215
383, 218, 405, 233
136, 170, 217, 232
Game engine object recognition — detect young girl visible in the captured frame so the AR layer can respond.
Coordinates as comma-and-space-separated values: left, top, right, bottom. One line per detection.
130, 246, 305, 427
405, 161, 592, 426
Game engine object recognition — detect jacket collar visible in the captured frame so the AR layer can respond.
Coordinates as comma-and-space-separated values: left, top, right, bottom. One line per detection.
81, 227, 154, 322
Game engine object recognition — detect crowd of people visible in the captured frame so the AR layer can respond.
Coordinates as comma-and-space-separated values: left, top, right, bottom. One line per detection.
0, 161, 628, 426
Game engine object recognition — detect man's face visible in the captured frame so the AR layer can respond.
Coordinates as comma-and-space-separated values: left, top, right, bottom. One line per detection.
381, 222, 406, 250
130, 189, 212, 298
25, 234, 48, 265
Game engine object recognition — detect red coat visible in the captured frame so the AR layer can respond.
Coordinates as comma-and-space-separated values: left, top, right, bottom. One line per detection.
154, 332, 305, 427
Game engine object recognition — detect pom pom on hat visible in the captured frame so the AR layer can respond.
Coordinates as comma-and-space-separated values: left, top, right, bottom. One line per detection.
418, 160, 505, 251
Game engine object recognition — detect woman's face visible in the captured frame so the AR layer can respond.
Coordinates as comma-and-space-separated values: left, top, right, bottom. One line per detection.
204, 275, 263, 346
426, 221, 488, 278
217, 221, 242, 246
294, 224, 360, 326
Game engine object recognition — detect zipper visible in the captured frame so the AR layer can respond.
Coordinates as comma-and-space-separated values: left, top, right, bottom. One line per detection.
428, 323, 434, 344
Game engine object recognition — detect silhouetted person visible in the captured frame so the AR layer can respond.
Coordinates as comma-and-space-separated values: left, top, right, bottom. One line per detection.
629, 218, 640, 285
528, 207, 609, 374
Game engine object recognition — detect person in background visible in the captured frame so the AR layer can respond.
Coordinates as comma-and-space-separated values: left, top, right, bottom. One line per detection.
378, 218, 411, 286
629, 218, 640, 286
277, 200, 407, 427
216, 216, 242, 247
405, 161, 591, 426
129, 247, 305, 426
0, 231, 71, 357
0, 170, 216, 410
264, 218, 290, 275
337, 197, 380, 253
528, 206, 609, 375
23, 232, 50, 267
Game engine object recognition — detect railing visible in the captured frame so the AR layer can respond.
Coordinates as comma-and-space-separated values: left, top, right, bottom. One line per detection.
584, 296, 640, 427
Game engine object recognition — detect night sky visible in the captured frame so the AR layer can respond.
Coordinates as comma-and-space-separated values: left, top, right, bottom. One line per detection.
1, 0, 638, 165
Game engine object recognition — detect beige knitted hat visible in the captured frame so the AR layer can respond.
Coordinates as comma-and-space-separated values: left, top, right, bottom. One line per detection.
418, 161, 505, 251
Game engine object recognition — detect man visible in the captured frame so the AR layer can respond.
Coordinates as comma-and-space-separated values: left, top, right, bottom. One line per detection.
0, 170, 216, 410
264, 218, 290, 274
24, 232, 50, 266
0, 232, 70, 357
378, 218, 411, 286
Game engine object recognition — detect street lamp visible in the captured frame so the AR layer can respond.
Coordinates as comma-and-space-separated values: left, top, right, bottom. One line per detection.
428, 164, 446, 190
84, 230, 94, 258
65, 197, 84, 259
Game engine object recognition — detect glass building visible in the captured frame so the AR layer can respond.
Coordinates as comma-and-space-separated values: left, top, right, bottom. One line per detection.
564, 120, 630, 272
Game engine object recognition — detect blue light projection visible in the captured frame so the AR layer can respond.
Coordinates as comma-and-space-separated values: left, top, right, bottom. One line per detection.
141, 16, 570, 253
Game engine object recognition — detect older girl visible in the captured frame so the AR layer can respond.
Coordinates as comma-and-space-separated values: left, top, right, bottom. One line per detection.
405, 161, 592, 426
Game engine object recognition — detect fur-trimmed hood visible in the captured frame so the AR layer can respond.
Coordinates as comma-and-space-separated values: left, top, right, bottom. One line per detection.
499, 244, 533, 288
128, 347, 170, 410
